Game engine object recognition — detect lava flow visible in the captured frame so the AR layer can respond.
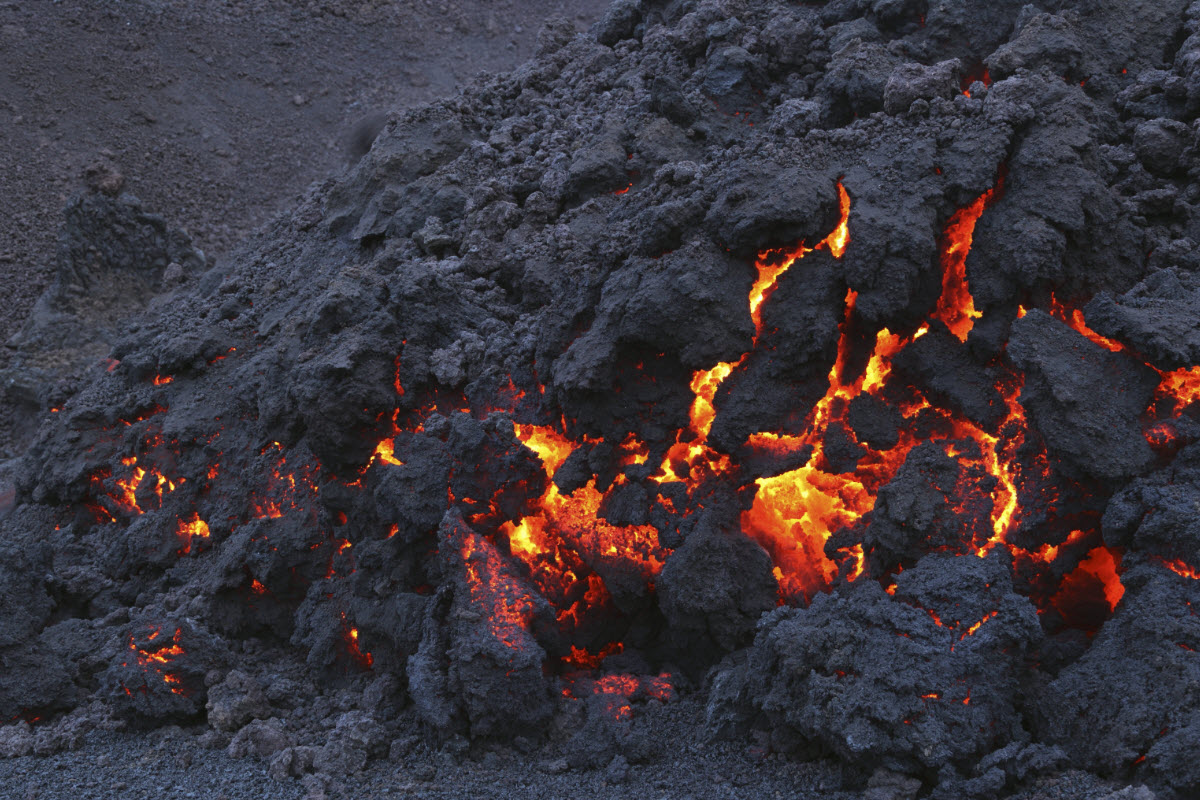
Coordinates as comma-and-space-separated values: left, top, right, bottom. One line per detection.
121, 627, 188, 697
740, 179, 1033, 601
500, 423, 666, 640
653, 181, 853, 490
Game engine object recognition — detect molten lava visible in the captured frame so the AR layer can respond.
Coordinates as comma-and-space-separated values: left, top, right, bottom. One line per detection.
1052, 546, 1125, 630
741, 179, 1040, 601
749, 182, 851, 338
176, 514, 211, 555
504, 424, 666, 599
1154, 367, 1200, 415
932, 183, 1001, 341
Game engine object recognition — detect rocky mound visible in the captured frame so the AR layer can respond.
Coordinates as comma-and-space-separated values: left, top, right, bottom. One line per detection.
4, 1, 1200, 797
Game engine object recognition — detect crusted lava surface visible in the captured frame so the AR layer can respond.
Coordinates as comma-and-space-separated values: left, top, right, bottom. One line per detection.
5, 0, 1200, 798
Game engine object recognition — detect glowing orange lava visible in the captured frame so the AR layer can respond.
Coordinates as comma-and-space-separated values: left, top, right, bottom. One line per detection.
749, 182, 850, 337
933, 183, 1000, 341
346, 624, 374, 669
1158, 557, 1200, 580
505, 424, 666, 583
177, 514, 211, 555
741, 291, 912, 600
1049, 295, 1125, 353
742, 176, 1030, 600
654, 184, 854, 493
1053, 546, 1125, 619
1154, 366, 1200, 415
371, 437, 403, 467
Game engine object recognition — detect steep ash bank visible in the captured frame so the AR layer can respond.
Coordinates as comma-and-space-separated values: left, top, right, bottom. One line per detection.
5, 1, 1200, 797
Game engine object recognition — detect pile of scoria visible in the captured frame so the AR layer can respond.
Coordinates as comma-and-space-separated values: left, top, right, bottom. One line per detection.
4, 0, 1200, 797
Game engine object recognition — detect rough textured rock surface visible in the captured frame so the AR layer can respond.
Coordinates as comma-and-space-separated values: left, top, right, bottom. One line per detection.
2, 1, 1200, 799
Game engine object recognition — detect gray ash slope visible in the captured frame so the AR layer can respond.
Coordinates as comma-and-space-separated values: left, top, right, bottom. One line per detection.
5, 1, 1200, 798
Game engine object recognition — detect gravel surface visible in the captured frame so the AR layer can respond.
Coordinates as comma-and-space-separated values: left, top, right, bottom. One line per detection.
0, 699, 1132, 800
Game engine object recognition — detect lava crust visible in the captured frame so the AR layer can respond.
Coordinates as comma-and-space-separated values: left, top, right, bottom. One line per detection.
5, 0, 1200, 797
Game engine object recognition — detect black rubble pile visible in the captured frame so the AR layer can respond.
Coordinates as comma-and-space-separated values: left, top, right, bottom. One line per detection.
4, 1, 1200, 797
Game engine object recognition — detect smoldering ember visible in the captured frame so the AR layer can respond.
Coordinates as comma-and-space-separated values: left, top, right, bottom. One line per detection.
6, 0, 1200, 797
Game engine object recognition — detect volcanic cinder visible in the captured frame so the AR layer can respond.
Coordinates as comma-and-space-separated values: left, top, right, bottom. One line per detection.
5, 1, 1200, 797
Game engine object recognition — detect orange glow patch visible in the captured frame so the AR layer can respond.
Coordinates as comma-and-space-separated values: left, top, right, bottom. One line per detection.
176, 514, 210, 555
932, 183, 1000, 341
563, 672, 674, 721
124, 628, 188, 696
460, 531, 537, 651
1158, 558, 1200, 580
371, 437, 404, 467
1155, 367, 1200, 415
346, 626, 374, 669
749, 182, 851, 338
615, 432, 650, 467
563, 642, 624, 670
514, 423, 575, 476
1053, 546, 1125, 624
1027, 529, 1090, 565
1049, 295, 1125, 353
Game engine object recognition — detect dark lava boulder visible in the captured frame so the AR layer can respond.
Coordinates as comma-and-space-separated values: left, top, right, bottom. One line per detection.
1033, 564, 1200, 798
841, 440, 997, 573
1085, 268, 1200, 371
709, 553, 1041, 783
1103, 441, 1200, 565
657, 508, 777, 663
1008, 309, 1158, 483
985, 11, 1083, 80
883, 59, 961, 115
100, 616, 229, 727
406, 511, 554, 739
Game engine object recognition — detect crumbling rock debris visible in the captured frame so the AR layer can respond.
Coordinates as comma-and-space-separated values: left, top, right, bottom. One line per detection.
5, 0, 1200, 798
206, 670, 272, 733
883, 59, 961, 115
227, 717, 293, 761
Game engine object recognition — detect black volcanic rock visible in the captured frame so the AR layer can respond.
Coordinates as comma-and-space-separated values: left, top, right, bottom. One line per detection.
705, 162, 841, 259
838, 440, 996, 573
892, 322, 1006, 430
657, 508, 777, 661
1034, 565, 1200, 797
883, 59, 961, 115
846, 393, 901, 451
1103, 441, 1200, 565
407, 512, 554, 739
1085, 268, 1200, 371
985, 11, 1083, 81
1008, 309, 1159, 483
708, 553, 1041, 783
